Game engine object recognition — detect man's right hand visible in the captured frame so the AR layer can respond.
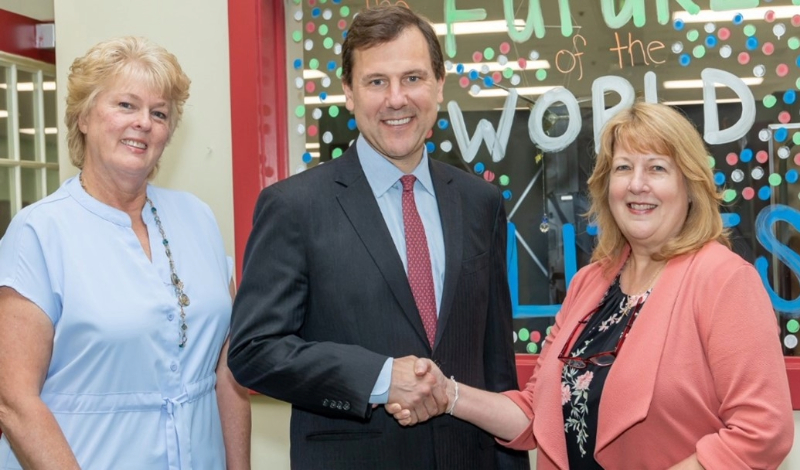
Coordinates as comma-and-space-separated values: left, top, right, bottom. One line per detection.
386, 356, 448, 425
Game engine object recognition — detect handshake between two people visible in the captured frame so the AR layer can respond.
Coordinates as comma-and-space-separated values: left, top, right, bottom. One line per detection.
385, 355, 455, 427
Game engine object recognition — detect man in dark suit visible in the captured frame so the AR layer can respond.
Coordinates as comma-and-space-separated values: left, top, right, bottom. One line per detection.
228, 5, 529, 469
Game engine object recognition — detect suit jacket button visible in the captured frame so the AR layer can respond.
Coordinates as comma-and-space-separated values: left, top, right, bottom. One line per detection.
343, 402, 350, 411
323, 399, 329, 407
336, 401, 343, 409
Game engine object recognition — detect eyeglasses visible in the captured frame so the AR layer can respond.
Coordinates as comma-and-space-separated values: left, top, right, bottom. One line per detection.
557, 297, 643, 369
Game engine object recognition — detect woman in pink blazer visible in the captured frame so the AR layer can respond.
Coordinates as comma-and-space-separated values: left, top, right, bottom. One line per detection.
389, 102, 794, 469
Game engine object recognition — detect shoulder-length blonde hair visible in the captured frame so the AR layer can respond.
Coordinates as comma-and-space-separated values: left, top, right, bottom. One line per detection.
65, 36, 191, 170
586, 102, 729, 269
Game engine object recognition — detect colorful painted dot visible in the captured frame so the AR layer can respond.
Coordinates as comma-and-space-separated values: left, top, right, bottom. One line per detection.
733, 13, 744, 25
795, 132, 800, 146
456, 63, 465, 74
738, 52, 751, 64
707, 156, 716, 168
787, 170, 799, 184
292, 31, 302, 42
459, 76, 470, 88
518, 58, 527, 69
774, 23, 786, 38
311, 7, 320, 17
293, 58, 303, 69
425, 142, 435, 154
468, 70, 479, 80
295, 105, 305, 117
797, 55, 800, 68
329, 105, 340, 117
756, 150, 769, 163
687, 30, 699, 41
347, 118, 357, 130
307, 125, 318, 136
692, 45, 706, 58
500, 42, 511, 54
493, 175, 508, 187
787, 335, 800, 350
437, 119, 449, 130
319, 24, 329, 36
306, 21, 316, 33
518, 328, 530, 341
765, 9, 776, 22
777, 63, 789, 77
763, 95, 778, 108
770, 174, 783, 186
483, 170, 495, 182
742, 187, 755, 200
309, 58, 319, 69
481, 76, 493, 87
790, 37, 800, 50
340, 5, 349, 16
725, 213, 741, 227
502, 190, 512, 200
484, 47, 495, 60
305, 81, 315, 93
741, 149, 753, 162
758, 186, 772, 200
474, 162, 485, 174
714, 172, 726, 185
731, 169, 745, 183
788, 320, 800, 334
323, 37, 334, 49
718, 28, 731, 41
492, 71, 502, 83
776, 127, 789, 142
332, 148, 343, 159
525, 342, 539, 354
752, 167, 765, 180
674, 19, 685, 31
722, 189, 737, 202
763, 42, 775, 55
302, 152, 312, 163
672, 41, 684, 53
744, 24, 756, 36
503, 67, 514, 79
472, 51, 483, 62
793, 14, 800, 27
726, 152, 738, 165
746, 37, 759, 50
720, 45, 732, 58
680, 53, 691, 66
705, 36, 717, 48
336, 67, 342, 78
536, 69, 547, 81
587, 224, 598, 236
337, 19, 346, 30
319, 91, 328, 101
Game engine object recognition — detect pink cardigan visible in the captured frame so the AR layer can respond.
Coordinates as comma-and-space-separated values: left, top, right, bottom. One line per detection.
501, 242, 794, 469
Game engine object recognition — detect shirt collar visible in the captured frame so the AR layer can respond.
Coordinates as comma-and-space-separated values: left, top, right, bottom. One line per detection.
356, 135, 435, 198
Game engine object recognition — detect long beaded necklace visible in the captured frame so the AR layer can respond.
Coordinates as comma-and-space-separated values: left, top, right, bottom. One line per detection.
79, 173, 190, 347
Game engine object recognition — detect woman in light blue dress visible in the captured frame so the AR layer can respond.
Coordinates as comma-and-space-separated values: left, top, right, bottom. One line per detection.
0, 37, 251, 469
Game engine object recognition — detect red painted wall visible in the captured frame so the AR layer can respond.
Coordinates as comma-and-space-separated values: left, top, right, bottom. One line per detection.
0, 9, 55, 64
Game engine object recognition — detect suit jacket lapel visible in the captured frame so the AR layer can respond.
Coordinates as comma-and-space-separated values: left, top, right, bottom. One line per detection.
429, 161, 461, 352
334, 148, 431, 348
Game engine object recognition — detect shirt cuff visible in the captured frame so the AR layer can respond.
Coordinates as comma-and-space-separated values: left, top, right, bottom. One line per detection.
369, 357, 393, 404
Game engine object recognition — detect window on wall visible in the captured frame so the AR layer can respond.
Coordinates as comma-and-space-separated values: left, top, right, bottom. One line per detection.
0, 53, 58, 237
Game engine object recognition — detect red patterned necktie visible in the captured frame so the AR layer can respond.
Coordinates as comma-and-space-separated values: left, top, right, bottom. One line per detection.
400, 175, 437, 347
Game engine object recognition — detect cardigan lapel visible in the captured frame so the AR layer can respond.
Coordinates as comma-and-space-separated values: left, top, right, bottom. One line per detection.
429, 160, 461, 352
334, 149, 431, 348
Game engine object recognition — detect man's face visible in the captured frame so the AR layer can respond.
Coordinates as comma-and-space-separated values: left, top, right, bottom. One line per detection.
343, 26, 444, 172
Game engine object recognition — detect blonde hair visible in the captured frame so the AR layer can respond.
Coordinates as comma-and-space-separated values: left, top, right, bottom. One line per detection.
65, 36, 191, 170
586, 102, 729, 269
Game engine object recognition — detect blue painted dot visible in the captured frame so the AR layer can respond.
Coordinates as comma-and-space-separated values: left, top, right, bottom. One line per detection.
293, 59, 303, 70
474, 162, 485, 174
437, 119, 449, 130
347, 118, 357, 130
740, 148, 753, 163
319, 92, 328, 101
787, 169, 799, 184
425, 142, 435, 153
312, 8, 321, 17
746, 37, 759, 50
468, 70, 479, 80
776, 127, 789, 142
502, 190, 512, 200
714, 172, 726, 185
327, 61, 337, 71
456, 63, 465, 74
705, 36, 717, 48
483, 76, 494, 87
722, 213, 741, 228
733, 13, 744, 25
332, 0, 341, 3
784, 90, 797, 105
674, 19, 685, 30
796, 55, 800, 68
679, 54, 691, 66
587, 224, 599, 236
342, 30, 347, 39
302, 152, 313, 164
758, 186, 772, 200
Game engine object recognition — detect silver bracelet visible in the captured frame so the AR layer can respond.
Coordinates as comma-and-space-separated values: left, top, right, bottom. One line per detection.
446, 376, 459, 415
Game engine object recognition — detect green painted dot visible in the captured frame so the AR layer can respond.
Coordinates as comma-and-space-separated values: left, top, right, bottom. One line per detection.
793, 132, 800, 145
329, 105, 340, 118
535, 69, 547, 81
320, 0, 327, 3
546, 326, 552, 336
770, 173, 783, 186
323, 37, 334, 49
788, 37, 800, 50
336, 67, 343, 78
319, 24, 329, 36
295, 105, 305, 118
707, 156, 715, 168
743, 24, 757, 37
722, 189, 736, 202
309, 58, 319, 70
526, 343, 539, 354
687, 30, 699, 41
518, 328, 530, 342
789, 319, 800, 333
484, 47, 495, 60
292, 31, 302, 43
499, 175, 510, 186
332, 148, 343, 159
340, 6, 350, 17
794, 0, 800, 5
692, 45, 706, 58
763, 95, 778, 108
502, 67, 514, 79
796, 78, 800, 89
293, 0, 300, 3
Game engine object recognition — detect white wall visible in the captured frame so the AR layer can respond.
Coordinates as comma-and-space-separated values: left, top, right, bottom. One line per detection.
0, 0, 53, 20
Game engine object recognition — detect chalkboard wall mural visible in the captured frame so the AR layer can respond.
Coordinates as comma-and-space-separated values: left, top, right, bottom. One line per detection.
285, 0, 800, 354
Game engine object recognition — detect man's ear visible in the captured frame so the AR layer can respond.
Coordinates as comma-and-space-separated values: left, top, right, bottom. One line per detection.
343, 82, 355, 112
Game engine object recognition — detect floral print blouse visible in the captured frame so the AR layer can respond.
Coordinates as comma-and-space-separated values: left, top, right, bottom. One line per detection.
561, 275, 651, 469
